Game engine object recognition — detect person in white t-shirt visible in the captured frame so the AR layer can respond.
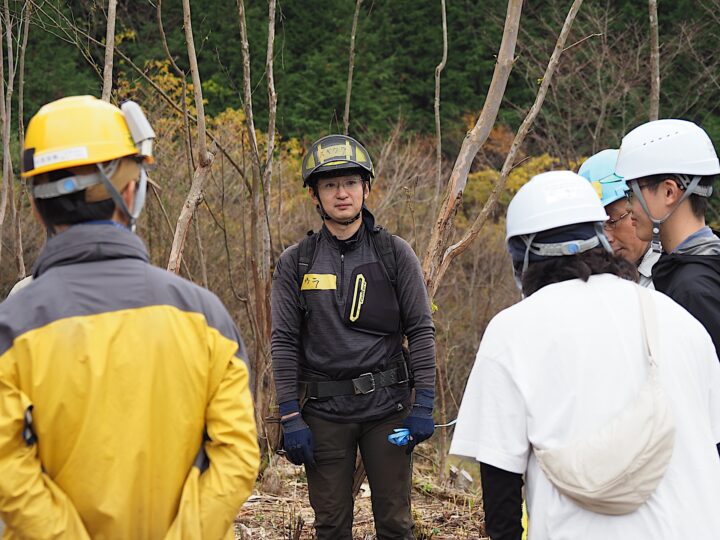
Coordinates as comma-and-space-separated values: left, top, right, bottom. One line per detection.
450, 171, 720, 540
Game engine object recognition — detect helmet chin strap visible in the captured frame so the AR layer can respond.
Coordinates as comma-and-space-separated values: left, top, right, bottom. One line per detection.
313, 183, 365, 226
97, 160, 148, 232
315, 201, 362, 225
631, 175, 705, 253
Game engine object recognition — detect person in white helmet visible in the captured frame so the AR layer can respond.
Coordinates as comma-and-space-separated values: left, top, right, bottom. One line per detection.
616, 119, 720, 354
578, 149, 660, 288
451, 171, 720, 540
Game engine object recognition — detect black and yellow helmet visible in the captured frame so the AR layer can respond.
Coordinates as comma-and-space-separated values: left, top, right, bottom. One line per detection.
301, 134, 374, 187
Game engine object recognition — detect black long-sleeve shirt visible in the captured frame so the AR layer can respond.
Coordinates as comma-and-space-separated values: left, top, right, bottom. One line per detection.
271, 219, 436, 422
480, 462, 525, 540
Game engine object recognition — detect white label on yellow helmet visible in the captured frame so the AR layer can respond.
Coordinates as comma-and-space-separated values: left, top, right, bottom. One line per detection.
317, 143, 351, 164
34, 146, 89, 168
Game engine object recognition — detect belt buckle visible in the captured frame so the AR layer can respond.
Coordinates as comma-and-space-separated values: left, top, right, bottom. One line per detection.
353, 372, 376, 394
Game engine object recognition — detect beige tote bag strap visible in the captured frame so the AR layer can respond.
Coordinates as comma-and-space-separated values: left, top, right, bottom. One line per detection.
637, 286, 659, 368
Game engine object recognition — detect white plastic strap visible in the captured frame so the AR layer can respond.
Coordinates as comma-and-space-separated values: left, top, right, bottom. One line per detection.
32, 172, 102, 199
637, 287, 659, 368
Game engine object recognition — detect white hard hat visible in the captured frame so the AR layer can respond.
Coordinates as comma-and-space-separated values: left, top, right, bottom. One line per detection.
506, 170, 608, 240
615, 119, 720, 182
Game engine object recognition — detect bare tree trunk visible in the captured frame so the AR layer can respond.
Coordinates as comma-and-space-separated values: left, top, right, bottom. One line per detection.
431, 0, 449, 484
193, 216, 208, 288
236, 0, 262, 178
236, 0, 278, 455
0, 6, 7, 265
236, 3, 265, 393
253, 0, 278, 455
237, 0, 264, 415
433, 0, 447, 204
262, 0, 277, 286
167, 0, 214, 274
157, 0, 208, 285
648, 0, 660, 120
101, 0, 117, 101
422, 0, 523, 296
343, 0, 362, 135
429, 0, 585, 299
14, 1, 31, 278
0, 0, 18, 270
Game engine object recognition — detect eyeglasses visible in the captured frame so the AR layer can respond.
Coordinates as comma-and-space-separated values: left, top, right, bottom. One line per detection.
603, 211, 630, 231
626, 182, 652, 202
317, 177, 362, 193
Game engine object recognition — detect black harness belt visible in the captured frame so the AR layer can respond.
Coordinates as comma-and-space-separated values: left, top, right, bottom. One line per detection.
303, 361, 409, 399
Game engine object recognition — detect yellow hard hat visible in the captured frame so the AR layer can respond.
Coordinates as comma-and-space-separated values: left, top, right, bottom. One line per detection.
301, 134, 374, 187
22, 95, 153, 178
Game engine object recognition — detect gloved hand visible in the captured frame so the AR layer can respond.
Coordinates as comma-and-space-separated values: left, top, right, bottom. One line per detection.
279, 400, 316, 468
403, 388, 435, 454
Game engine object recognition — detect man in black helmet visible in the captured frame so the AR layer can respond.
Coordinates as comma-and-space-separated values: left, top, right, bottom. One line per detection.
271, 134, 437, 539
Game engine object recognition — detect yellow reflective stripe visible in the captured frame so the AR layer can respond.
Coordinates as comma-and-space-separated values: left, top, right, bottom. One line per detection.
349, 273, 366, 322
322, 159, 350, 167
591, 181, 603, 199
0, 304, 257, 537
300, 274, 337, 290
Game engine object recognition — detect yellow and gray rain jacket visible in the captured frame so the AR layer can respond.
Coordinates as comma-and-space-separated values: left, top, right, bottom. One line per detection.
0, 224, 259, 539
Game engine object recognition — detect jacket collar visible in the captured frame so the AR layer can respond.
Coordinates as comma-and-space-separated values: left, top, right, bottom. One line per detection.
673, 227, 720, 256
33, 223, 150, 277
321, 219, 366, 252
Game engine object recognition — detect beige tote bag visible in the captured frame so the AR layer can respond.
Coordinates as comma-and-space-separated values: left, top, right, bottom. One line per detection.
533, 286, 675, 515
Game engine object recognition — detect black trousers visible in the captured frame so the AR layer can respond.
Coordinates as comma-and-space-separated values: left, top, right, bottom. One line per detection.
304, 411, 414, 540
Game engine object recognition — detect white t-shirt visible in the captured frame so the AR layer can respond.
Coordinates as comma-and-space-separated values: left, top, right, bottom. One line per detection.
451, 274, 720, 540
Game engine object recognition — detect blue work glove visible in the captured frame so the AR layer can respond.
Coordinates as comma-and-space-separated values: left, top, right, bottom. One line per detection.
403, 388, 435, 454
279, 400, 316, 468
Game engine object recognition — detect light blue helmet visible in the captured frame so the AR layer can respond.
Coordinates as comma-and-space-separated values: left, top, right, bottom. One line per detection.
578, 149, 627, 207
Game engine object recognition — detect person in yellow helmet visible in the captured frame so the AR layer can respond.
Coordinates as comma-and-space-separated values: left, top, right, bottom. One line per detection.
0, 96, 259, 539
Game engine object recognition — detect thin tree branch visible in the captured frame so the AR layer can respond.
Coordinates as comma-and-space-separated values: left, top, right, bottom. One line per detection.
31, 0, 251, 194
181, 0, 209, 166
157, 0, 184, 76
343, 0, 362, 135
433, 0, 448, 204
648, 0, 660, 120
236, 0, 262, 177
149, 183, 194, 279
167, 0, 216, 274
0, 0, 18, 270
101, 0, 117, 101
562, 31, 602, 52
14, 1, 31, 278
432, 0, 586, 297
262, 0, 277, 265
157, 0, 207, 284
422, 0, 523, 295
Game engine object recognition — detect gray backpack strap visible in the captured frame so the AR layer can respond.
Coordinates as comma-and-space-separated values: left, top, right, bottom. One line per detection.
297, 231, 318, 313
370, 227, 397, 287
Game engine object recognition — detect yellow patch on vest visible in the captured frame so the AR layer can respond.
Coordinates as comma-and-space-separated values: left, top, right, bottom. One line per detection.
301, 274, 337, 290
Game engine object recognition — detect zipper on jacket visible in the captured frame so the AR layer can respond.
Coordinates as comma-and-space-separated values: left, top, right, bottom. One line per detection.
339, 252, 345, 301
